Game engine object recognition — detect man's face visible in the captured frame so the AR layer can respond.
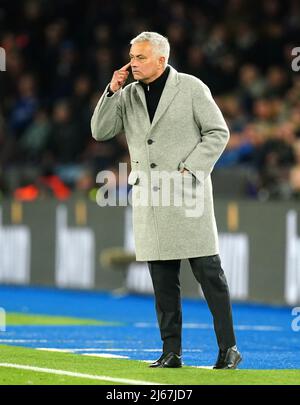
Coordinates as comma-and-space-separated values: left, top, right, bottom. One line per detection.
129, 41, 165, 83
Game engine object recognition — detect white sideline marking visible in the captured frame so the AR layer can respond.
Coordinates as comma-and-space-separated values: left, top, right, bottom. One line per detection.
37, 348, 73, 353
134, 323, 283, 331
0, 339, 115, 344
192, 366, 213, 369
37, 348, 129, 358
37, 347, 203, 353
141, 360, 213, 369
0, 363, 162, 385
142, 361, 213, 369
0, 339, 49, 343
36, 348, 160, 353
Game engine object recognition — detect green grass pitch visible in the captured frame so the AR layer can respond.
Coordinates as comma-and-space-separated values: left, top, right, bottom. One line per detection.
0, 312, 299, 385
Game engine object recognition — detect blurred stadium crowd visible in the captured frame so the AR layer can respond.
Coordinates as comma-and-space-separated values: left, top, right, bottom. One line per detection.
0, 0, 300, 201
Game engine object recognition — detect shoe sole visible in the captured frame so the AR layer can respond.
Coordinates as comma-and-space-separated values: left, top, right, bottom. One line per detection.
226, 356, 242, 370
157, 364, 182, 368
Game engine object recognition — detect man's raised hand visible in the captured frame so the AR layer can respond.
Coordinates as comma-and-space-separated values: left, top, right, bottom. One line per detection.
110, 62, 131, 93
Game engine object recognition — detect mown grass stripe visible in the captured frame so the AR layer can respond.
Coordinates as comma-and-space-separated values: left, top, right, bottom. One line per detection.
6, 312, 118, 326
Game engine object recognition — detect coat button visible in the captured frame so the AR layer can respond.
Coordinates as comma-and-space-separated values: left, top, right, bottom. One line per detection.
150, 163, 157, 168
147, 139, 153, 144
153, 186, 160, 191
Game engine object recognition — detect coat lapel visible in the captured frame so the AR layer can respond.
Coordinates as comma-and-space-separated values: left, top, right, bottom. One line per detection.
135, 82, 151, 130
150, 66, 179, 132
135, 83, 147, 112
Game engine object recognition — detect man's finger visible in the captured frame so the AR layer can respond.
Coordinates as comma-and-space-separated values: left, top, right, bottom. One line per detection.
120, 61, 131, 71
118, 70, 129, 76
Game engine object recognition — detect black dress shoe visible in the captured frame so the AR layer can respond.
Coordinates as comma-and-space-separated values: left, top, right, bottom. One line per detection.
149, 352, 182, 368
213, 346, 242, 369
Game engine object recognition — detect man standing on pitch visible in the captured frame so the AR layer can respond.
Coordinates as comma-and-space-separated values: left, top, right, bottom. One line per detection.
91, 31, 242, 369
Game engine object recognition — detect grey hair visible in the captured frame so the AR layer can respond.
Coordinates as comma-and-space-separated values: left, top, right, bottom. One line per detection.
130, 31, 170, 66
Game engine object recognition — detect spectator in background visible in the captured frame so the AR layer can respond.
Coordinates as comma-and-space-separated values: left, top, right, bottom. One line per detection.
0, 0, 300, 200
48, 99, 86, 185
72, 75, 93, 133
264, 66, 290, 98
19, 108, 51, 163
9, 74, 39, 137
256, 122, 296, 199
237, 64, 266, 114
290, 139, 300, 198
92, 47, 115, 90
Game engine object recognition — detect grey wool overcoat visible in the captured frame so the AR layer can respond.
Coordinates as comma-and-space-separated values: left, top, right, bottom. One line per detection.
91, 65, 230, 261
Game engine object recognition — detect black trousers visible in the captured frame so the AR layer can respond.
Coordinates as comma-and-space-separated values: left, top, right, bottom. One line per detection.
147, 255, 236, 355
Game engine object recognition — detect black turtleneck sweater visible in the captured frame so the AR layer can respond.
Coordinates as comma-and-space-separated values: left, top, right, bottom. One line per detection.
139, 65, 170, 123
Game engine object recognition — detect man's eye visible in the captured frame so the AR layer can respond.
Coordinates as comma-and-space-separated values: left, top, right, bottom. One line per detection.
129, 56, 146, 60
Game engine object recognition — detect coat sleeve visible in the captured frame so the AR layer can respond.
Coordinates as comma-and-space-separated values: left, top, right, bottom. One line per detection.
179, 79, 230, 181
91, 84, 124, 141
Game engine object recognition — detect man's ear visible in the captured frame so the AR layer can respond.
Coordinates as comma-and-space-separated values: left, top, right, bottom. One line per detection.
159, 56, 166, 68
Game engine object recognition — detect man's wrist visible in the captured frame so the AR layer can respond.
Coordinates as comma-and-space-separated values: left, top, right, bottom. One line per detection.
107, 85, 115, 97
